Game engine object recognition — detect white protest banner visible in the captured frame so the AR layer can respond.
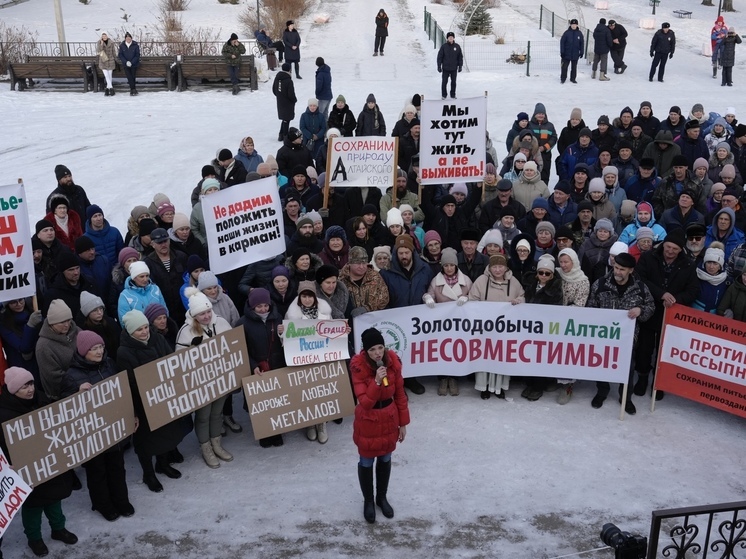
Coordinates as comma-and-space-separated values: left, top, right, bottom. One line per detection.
353, 302, 634, 382
0, 183, 35, 300
202, 177, 285, 274
0, 449, 31, 538
282, 319, 349, 366
419, 96, 486, 185
327, 136, 397, 188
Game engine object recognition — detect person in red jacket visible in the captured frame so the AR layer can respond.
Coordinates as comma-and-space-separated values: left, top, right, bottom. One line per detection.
350, 328, 410, 524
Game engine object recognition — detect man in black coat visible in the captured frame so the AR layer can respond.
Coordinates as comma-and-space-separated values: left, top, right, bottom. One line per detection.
46, 165, 91, 220
276, 128, 313, 181
145, 229, 188, 324
478, 179, 527, 233
634, 228, 698, 398
436, 32, 463, 99
272, 63, 297, 142
216, 148, 248, 187
592, 18, 613, 80
649, 22, 676, 82
43, 251, 100, 321
457, 228, 488, 283
608, 20, 628, 73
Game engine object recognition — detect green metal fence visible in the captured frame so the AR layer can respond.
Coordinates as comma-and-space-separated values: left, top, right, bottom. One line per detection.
423, 7, 447, 50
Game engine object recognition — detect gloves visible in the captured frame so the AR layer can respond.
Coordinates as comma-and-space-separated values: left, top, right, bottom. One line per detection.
437, 67, 442, 73
724, 309, 735, 319
26, 310, 43, 328
318, 208, 329, 218
650, 51, 654, 58
424, 295, 435, 309
457, 296, 468, 306
458, 67, 462, 72
126, 61, 132, 67
668, 53, 673, 59
190, 336, 204, 346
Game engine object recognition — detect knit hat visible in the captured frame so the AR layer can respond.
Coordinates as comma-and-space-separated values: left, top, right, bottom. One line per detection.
736, 124, 746, 138
386, 208, 404, 228
710, 182, 726, 195
574, 163, 589, 175
461, 228, 481, 242
716, 141, 731, 154
440, 194, 457, 207
4, 366, 34, 394
482, 229, 504, 246
46, 299, 72, 324
704, 244, 725, 267
489, 254, 508, 267
513, 152, 527, 163
602, 165, 618, 178
424, 230, 441, 245
56, 251, 79, 272
249, 288, 271, 309
297, 280, 316, 296
336, 94, 346, 103
325, 225, 347, 243
485, 163, 497, 176
440, 247, 458, 266
394, 234, 415, 253
74, 235, 95, 255
282, 62, 291, 71
615, 253, 636, 268
172, 213, 190, 230
620, 199, 637, 219
595, 218, 614, 233
80, 291, 104, 317
201, 165, 216, 178
664, 228, 686, 248
515, 239, 532, 253
257, 163, 272, 176
366, 93, 376, 104
450, 183, 468, 196
609, 241, 628, 257
201, 178, 221, 194
187, 290, 212, 317
35, 219, 54, 234
326, 128, 341, 139
361, 327, 386, 351
54, 164, 72, 181
692, 103, 704, 115
516, 112, 529, 122
725, 107, 736, 117
306, 210, 323, 224
720, 164, 737, 179
555, 226, 574, 240
218, 148, 233, 161
118, 247, 139, 269
361, 203, 379, 216
85, 204, 104, 222
77, 330, 104, 356
399, 204, 415, 216
308, 97, 319, 107
692, 158, 709, 171
554, 180, 572, 194
635, 227, 654, 241
570, 107, 582, 120
578, 127, 592, 139
640, 100, 652, 110
446, 31, 455, 38
523, 161, 538, 172
291, 247, 312, 266
122, 310, 149, 335
589, 178, 606, 194
620, 106, 633, 118
229, 32, 238, 41
496, 179, 514, 191
271, 265, 291, 279
32, 237, 44, 251
143, 303, 168, 324
531, 198, 549, 211
157, 202, 175, 218
296, 215, 314, 230
597, 115, 610, 126
536, 221, 556, 237
577, 200, 594, 213
536, 254, 555, 272
679, 188, 696, 201
130, 205, 149, 221
185, 255, 204, 274
129, 261, 150, 279
197, 270, 219, 290
661, 22, 670, 28
372, 246, 391, 261
617, 139, 633, 152
500, 206, 516, 218
138, 218, 157, 237
349, 246, 369, 264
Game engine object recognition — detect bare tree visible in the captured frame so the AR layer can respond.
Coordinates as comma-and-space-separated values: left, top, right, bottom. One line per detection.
722, 0, 735, 10
701, 0, 714, 6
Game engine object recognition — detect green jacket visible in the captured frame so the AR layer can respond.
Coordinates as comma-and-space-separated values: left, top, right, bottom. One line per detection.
222, 41, 246, 66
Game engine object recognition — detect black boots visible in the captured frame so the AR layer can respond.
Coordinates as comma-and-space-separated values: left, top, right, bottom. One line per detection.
375, 460, 394, 518
155, 454, 182, 478
358, 465, 375, 523
232, 84, 240, 95
633, 374, 648, 396
139, 454, 163, 493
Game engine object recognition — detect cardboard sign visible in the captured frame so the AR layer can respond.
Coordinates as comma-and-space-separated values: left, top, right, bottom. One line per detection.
2, 372, 135, 487
327, 136, 397, 187
419, 96, 487, 185
202, 177, 286, 274
0, 183, 35, 300
656, 304, 746, 418
282, 319, 350, 366
134, 327, 251, 430
243, 360, 355, 439
0, 449, 31, 537
353, 301, 635, 382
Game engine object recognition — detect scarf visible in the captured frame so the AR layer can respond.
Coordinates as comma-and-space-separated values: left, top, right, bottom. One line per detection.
696, 267, 728, 286
556, 249, 586, 283
443, 272, 459, 287
257, 311, 270, 322
54, 214, 69, 235
301, 305, 318, 319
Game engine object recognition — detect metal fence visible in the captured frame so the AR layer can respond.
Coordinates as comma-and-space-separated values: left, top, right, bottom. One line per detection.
539, 5, 591, 58
424, 8, 447, 50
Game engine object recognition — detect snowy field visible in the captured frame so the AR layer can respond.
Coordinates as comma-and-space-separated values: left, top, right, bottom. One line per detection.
1, 0, 746, 556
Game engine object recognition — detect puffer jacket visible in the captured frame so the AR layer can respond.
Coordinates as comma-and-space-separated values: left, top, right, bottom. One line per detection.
84, 219, 124, 269
117, 276, 167, 323
511, 171, 550, 210
642, 131, 682, 177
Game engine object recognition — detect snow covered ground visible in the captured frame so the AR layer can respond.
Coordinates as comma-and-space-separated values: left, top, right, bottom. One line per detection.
1, 0, 746, 557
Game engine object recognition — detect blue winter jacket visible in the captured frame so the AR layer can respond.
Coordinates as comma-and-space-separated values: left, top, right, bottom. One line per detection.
117, 276, 168, 323
79, 253, 112, 298
235, 148, 264, 173
623, 169, 661, 204
118, 40, 140, 67
84, 219, 124, 269
547, 196, 579, 229
619, 208, 667, 245
315, 64, 333, 101
381, 253, 433, 308
705, 207, 745, 261
560, 27, 584, 61
299, 107, 327, 144
559, 141, 599, 181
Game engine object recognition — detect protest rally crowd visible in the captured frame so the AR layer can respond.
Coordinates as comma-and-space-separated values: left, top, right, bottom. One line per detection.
2, 9, 746, 553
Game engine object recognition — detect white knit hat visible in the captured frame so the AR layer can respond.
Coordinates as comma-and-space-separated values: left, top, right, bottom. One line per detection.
129, 261, 150, 279
187, 289, 212, 317
386, 208, 404, 228
704, 244, 725, 266
610, 241, 629, 256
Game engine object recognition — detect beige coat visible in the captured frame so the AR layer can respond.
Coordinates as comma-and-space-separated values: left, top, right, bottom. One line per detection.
425, 271, 473, 302
468, 268, 525, 303
98, 39, 117, 71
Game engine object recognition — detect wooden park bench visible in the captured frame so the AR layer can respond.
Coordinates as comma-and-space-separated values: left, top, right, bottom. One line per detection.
8, 56, 94, 92
91, 56, 178, 92
176, 55, 257, 92
673, 9, 692, 17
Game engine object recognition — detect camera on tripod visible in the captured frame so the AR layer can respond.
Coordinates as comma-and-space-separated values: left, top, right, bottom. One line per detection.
600, 523, 647, 559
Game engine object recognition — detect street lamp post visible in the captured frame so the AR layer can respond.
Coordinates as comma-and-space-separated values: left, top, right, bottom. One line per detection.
256, 0, 260, 29
53, 0, 69, 55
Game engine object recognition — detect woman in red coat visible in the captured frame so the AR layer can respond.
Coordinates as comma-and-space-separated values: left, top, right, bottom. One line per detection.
45, 194, 83, 251
350, 328, 410, 524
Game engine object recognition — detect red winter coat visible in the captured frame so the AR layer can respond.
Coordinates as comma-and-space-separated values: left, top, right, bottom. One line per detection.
44, 210, 83, 252
351, 349, 410, 458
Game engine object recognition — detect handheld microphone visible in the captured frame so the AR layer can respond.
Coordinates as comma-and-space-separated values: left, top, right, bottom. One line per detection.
376, 360, 388, 386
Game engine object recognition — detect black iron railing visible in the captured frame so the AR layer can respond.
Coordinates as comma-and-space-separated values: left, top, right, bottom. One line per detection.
648, 500, 746, 558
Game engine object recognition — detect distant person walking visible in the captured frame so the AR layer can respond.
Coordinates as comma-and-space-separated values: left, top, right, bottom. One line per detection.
591, 18, 613, 81
374, 9, 389, 56
118, 32, 140, 96
608, 19, 628, 74
315, 57, 333, 121
273, 63, 297, 141
283, 20, 302, 79
720, 28, 742, 87
560, 18, 583, 84
222, 32, 246, 95
437, 32, 463, 100
97, 32, 117, 96
649, 22, 675, 82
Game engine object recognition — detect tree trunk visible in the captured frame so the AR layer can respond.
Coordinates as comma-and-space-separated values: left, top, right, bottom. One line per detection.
722, 0, 735, 11
701, 0, 714, 5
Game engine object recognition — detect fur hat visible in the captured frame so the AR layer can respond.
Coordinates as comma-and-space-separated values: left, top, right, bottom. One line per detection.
489, 254, 508, 267
685, 119, 701, 131
129, 261, 150, 279
482, 229, 504, 246
249, 288, 271, 309
80, 291, 104, 317
4, 367, 34, 394
361, 327, 385, 351
144, 303, 168, 324
325, 225, 347, 244
460, 228, 481, 242
440, 247, 458, 266
555, 226, 574, 241
122, 310, 149, 335
315, 264, 339, 285
77, 330, 104, 356
46, 299, 72, 325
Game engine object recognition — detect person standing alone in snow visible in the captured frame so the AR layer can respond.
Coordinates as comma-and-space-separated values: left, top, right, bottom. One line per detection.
437, 32, 463, 100
720, 28, 742, 87
560, 19, 583, 84
273, 63, 297, 142
222, 33, 246, 95
649, 22, 675, 82
711, 16, 728, 79
374, 9, 389, 56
